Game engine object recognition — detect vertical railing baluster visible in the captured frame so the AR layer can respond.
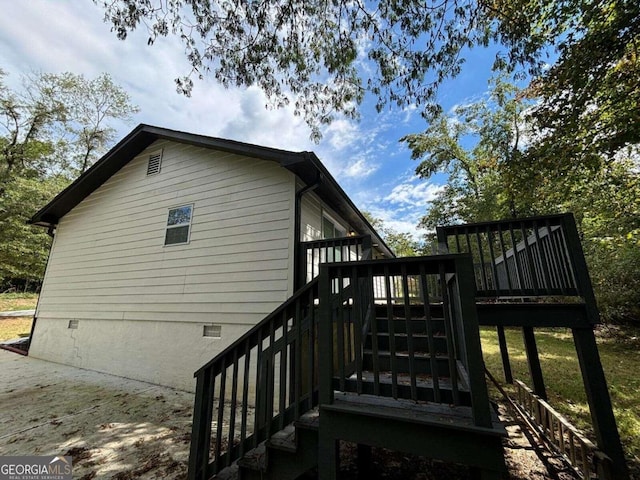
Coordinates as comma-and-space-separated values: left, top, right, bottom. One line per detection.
401, 264, 417, 400
336, 267, 346, 391
486, 227, 499, 293
419, 264, 440, 402
520, 221, 540, 294
533, 222, 553, 293
439, 263, 460, 405
308, 287, 316, 406
214, 357, 226, 468
497, 224, 514, 294
227, 350, 239, 467
239, 342, 250, 458
368, 266, 380, 395
253, 328, 264, 449
384, 266, 398, 399
351, 265, 364, 394
475, 229, 489, 293
278, 311, 288, 431
508, 223, 526, 292
294, 298, 302, 420
265, 320, 276, 440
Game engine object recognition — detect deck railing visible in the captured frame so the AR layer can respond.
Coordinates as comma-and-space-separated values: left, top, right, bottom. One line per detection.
298, 234, 372, 286
318, 255, 493, 428
436, 213, 593, 299
188, 278, 321, 480
514, 380, 613, 479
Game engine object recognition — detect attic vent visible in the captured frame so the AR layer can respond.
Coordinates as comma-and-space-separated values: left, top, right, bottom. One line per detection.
68, 320, 79, 329
146, 150, 163, 175
203, 324, 222, 338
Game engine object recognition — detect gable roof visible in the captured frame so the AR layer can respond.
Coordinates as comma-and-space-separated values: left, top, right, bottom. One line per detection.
30, 124, 394, 257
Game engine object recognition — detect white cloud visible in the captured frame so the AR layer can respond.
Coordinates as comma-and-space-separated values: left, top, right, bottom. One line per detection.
383, 180, 443, 207
343, 157, 378, 178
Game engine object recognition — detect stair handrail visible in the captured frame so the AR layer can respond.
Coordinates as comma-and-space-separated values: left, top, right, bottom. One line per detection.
188, 277, 320, 480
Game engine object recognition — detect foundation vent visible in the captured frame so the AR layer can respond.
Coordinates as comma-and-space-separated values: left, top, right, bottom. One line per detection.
68, 320, 79, 329
203, 324, 222, 338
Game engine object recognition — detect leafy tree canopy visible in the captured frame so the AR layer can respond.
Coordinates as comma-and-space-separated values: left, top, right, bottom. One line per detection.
0, 69, 138, 290
98, 0, 639, 155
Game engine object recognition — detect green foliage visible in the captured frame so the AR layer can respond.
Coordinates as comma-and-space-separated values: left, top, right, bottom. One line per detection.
98, 0, 639, 159
407, 74, 640, 324
363, 211, 423, 257
0, 69, 137, 291
403, 75, 532, 229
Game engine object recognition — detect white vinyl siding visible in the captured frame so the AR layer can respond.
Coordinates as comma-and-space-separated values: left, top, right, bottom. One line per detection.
300, 191, 350, 241
35, 140, 295, 326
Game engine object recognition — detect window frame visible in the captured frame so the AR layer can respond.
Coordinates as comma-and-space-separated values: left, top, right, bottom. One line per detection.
164, 204, 194, 246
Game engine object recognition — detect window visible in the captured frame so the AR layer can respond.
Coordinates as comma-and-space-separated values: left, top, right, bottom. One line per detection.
165, 205, 193, 245
322, 214, 346, 239
146, 150, 163, 175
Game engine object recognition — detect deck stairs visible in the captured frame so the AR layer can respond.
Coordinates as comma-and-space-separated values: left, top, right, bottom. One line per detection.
189, 213, 629, 480
188, 254, 507, 480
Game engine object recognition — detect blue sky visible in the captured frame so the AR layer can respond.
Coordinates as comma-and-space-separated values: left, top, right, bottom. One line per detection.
0, 1, 503, 238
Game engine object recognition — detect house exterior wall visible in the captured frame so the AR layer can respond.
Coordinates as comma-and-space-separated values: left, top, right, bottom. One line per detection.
300, 191, 351, 241
29, 140, 296, 391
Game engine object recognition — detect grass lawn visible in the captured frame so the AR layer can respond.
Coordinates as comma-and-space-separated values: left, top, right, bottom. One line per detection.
0, 292, 38, 311
0, 317, 33, 341
0, 293, 37, 342
481, 326, 640, 474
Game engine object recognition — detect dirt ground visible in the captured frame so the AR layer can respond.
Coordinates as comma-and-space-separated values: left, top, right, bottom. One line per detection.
0, 350, 574, 479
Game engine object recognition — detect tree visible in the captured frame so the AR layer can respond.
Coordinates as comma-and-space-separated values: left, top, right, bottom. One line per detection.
402, 75, 532, 229
0, 69, 138, 289
97, 0, 639, 156
363, 211, 423, 257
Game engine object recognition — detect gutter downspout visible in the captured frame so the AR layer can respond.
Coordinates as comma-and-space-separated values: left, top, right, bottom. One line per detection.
293, 170, 322, 291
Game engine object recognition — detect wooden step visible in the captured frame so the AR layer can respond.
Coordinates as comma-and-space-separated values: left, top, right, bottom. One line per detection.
319, 392, 507, 477
228, 409, 319, 480
375, 317, 446, 334
375, 304, 445, 318
334, 370, 471, 405
362, 349, 452, 375
365, 332, 448, 354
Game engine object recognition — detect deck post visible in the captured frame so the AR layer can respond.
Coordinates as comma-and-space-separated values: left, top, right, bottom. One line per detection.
572, 327, 629, 480
522, 326, 547, 400
496, 326, 513, 384
188, 369, 214, 480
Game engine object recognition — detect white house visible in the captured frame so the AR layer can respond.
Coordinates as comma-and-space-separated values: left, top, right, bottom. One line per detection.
28, 125, 392, 391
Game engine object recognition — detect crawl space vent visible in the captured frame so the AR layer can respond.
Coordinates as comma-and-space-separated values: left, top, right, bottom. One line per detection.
146, 151, 162, 175
203, 324, 222, 338
68, 320, 79, 329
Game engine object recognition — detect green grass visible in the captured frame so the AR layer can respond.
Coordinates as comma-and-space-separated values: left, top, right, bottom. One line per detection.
481, 326, 640, 474
0, 317, 33, 341
0, 293, 38, 312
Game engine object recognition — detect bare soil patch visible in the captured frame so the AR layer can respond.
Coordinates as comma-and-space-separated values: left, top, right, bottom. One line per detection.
0, 350, 568, 479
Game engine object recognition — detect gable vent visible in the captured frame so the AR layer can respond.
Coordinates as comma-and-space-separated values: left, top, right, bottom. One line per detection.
146, 150, 162, 175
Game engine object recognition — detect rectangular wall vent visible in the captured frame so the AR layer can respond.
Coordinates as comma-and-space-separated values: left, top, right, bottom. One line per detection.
146, 151, 162, 175
68, 320, 79, 329
203, 324, 222, 338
